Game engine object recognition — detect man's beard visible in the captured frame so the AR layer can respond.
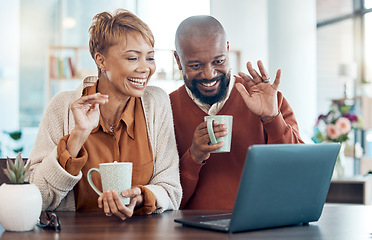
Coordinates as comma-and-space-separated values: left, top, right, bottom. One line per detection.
186, 72, 230, 106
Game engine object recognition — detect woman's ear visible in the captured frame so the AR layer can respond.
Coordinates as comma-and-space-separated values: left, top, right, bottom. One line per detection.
95, 52, 105, 71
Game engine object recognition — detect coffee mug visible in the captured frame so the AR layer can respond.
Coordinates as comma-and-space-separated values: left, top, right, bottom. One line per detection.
204, 115, 233, 153
87, 161, 133, 205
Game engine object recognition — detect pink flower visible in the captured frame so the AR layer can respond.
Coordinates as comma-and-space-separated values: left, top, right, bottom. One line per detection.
326, 124, 340, 140
335, 117, 351, 134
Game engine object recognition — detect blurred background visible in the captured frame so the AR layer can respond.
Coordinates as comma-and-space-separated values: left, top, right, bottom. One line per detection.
1, 0, 372, 178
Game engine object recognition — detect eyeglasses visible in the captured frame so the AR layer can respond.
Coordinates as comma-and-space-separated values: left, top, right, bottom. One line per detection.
36, 212, 61, 231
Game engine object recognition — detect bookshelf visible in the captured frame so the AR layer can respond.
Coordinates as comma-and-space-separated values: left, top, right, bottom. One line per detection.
47, 46, 96, 100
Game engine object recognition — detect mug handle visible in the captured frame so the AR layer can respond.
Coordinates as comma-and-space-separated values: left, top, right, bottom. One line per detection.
206, 118, 218, 145
87, 168, 102, 196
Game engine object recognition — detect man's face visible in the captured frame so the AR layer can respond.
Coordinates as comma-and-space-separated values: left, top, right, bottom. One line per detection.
175, 34, 230, 105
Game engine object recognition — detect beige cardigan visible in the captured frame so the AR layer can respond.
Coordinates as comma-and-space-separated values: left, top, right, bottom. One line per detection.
28, 76, 182, 213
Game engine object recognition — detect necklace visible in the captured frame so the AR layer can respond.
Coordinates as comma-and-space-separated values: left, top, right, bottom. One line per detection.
100, 112, 115, 133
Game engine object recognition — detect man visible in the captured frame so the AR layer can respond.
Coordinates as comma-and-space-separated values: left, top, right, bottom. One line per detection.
169, 15, 303, 210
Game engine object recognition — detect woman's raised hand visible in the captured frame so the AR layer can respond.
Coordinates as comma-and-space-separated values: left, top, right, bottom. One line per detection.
70, 93, 109, 133
67, 93, 108, 158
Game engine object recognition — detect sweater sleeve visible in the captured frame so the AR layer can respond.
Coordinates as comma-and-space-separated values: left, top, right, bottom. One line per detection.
179, 149, 205, 209
263, 93, 304, 144
140, 87, 182, 213
27, 89, 82, 211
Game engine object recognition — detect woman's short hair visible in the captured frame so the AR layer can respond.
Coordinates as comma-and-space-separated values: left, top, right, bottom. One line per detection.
89, 9, 154, 59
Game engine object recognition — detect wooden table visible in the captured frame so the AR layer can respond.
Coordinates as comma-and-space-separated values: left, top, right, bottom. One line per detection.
1, 205, 372, 240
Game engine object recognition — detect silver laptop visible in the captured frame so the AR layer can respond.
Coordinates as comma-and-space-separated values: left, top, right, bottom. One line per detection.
174, 143, 340, 233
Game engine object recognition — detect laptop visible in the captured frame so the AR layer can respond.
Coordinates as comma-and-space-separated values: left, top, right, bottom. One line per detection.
174, 143, 340, 233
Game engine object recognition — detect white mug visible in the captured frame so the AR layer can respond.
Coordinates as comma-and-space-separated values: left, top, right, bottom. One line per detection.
204, 115, 233, 153
87, 161, 133, 205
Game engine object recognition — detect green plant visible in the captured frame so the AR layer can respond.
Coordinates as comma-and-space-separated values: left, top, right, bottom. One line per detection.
2, 153, 30, 184
3, 130, 23, 154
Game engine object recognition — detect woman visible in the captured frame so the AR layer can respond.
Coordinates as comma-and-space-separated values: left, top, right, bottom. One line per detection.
28, 9, 181, 220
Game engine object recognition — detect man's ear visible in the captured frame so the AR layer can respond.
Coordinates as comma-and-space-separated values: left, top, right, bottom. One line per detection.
173, 51, 182, 71
94, 52, 105, 71
227, 41, 230, 52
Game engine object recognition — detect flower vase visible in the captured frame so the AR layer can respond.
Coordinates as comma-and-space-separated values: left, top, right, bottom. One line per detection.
333, 142, 345, 178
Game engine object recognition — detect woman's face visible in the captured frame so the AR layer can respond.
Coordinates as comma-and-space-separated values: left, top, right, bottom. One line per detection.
100, 31, 155, 98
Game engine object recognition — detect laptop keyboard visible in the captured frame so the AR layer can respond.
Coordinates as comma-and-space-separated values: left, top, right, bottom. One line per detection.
200, 219, 231, 228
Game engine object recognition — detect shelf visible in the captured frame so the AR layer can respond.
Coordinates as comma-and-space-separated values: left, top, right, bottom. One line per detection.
326, 176, 372, 204
47, 45, 96, 100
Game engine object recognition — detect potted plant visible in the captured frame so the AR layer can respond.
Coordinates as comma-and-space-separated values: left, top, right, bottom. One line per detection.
0, 153, 42, 231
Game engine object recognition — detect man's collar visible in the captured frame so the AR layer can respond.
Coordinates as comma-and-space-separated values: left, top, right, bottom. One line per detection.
185, 76, 235, 115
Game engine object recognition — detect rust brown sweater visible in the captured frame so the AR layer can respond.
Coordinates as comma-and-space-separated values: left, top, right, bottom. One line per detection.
169, 78, 303, 209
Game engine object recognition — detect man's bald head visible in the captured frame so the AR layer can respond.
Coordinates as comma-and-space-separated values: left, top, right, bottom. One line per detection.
173, 15, 230, 106
175, 15, 227, 53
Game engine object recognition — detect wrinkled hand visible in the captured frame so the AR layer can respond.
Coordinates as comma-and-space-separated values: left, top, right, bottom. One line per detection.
70, 93, 109, 133
235, 60, 280, 122
98, 187, 143, 221
189, 121, 228, 163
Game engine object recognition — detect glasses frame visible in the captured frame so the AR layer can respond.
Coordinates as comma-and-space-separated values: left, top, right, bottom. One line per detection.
36, 212, 61, 231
